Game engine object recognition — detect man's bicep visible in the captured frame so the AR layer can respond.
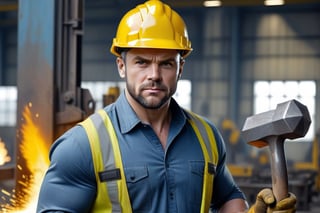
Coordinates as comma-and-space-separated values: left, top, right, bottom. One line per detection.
211, 165, 246, 210
209, 130, 246, 209
37, 128, 97, 212
37, 168, 96, 213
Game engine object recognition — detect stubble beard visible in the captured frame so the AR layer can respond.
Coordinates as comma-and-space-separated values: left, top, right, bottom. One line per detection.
126, 81, 176, 110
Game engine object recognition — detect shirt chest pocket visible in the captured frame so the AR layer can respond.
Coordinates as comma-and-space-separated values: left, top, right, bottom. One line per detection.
125, 166, 149, 183
124, 166, 151, 211
189, 160, 205, 177
188, 161, 205, 206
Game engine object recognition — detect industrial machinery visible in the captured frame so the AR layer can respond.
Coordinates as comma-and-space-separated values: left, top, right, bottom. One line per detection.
0, 0, 95, 209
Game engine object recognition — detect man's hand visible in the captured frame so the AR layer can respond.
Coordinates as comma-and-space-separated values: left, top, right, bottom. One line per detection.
248, 188, 296, 213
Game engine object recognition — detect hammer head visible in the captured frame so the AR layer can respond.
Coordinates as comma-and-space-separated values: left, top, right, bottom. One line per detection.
241, 99, 311, 147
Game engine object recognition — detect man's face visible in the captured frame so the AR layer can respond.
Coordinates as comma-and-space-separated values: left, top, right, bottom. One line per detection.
117, 48, 184, 109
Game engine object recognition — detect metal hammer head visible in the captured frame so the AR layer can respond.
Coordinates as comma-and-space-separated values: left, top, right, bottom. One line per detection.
241, 99, 311, 147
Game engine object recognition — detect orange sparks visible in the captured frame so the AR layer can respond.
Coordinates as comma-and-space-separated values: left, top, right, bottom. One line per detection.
1, 104, 50, 212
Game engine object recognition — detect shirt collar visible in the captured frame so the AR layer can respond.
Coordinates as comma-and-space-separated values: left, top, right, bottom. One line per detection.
114, 91, 187, 134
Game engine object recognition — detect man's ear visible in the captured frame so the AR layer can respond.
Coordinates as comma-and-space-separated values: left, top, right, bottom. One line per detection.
178, 58, 185, 79
116, 57, 126, 78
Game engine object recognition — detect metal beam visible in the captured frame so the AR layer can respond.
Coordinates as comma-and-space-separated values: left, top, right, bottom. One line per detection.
16, 0, 93, 203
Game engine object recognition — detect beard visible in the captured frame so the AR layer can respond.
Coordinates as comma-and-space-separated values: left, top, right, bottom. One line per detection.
126, 80, 176, 109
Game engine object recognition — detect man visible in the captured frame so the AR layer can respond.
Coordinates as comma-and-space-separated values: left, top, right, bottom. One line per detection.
37, 0, 296, 212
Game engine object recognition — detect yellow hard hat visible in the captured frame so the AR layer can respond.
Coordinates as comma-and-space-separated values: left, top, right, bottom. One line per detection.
110, 0, 192, 58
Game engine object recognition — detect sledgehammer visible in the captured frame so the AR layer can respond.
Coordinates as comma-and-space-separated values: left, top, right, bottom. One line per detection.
241, 99, 311, 201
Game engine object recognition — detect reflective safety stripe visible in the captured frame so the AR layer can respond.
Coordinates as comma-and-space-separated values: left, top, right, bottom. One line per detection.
79, 109, 132, 213
186, 110, 218, 213
80, 109, 218, 213
97, 110, 132, 213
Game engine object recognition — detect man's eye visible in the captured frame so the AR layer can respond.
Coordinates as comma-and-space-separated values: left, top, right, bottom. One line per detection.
136, 60, 147, 65
161, 62, 173, 68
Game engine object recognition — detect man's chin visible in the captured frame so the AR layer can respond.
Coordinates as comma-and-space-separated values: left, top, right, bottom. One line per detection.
139, 97, 169, 110
140, 102, 162, 110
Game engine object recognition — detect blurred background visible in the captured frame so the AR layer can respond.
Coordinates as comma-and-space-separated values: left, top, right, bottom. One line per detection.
0, 0, 319, 212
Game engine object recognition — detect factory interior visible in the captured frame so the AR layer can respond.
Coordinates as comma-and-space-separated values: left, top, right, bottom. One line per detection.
0, 0, 320, 212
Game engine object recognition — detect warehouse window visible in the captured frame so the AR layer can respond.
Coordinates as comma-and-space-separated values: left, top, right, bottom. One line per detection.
0, 86, 17, 126
82, 80, 192, 111
254, 81, 315, 141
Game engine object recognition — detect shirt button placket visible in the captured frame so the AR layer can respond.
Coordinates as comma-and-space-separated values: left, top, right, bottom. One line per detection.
169, 192, 174, 200
166, 163, 177, 212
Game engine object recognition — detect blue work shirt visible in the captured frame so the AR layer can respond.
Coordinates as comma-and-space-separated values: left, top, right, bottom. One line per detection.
37, 91, 245, 213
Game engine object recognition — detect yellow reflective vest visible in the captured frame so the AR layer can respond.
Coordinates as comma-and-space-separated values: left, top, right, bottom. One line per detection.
80, 109, 219, 213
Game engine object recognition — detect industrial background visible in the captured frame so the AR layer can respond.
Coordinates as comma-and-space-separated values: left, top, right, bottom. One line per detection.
0, 0, 319, 212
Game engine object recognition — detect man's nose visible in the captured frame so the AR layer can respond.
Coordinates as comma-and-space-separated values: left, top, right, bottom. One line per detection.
148, 64, 161, 80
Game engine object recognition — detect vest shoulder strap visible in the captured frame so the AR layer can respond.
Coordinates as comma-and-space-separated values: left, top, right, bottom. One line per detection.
79, 109, 132, 213
185, 110, 219, 213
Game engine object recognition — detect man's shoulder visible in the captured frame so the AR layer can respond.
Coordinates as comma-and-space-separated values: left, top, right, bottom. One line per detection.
50, 125, 90, 159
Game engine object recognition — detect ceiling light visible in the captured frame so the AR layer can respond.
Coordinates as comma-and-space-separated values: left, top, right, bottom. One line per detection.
264, 0, 285, 6
203, 0, 221, 7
